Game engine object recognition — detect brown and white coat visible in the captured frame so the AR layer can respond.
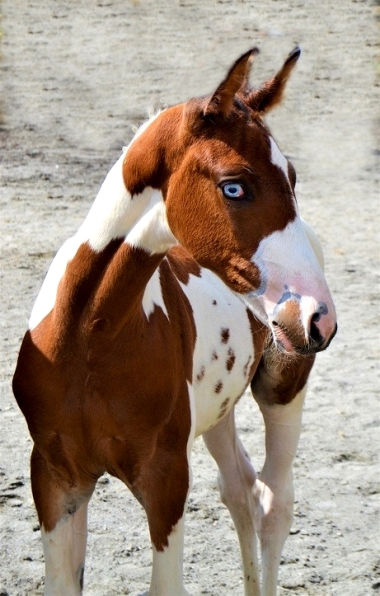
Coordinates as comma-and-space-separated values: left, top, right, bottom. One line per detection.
13, 47, 337, 596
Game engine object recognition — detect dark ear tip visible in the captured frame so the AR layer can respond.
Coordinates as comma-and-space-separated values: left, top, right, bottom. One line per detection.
246, 46, 260, 65
239, 46, 259, 65
286, 46, 301, 64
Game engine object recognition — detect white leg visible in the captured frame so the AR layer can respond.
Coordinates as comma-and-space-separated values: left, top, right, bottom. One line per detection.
149, 516, 191, 596
42, 500, 89, 596
253, 387, 306, 596
204, 410, 261, 596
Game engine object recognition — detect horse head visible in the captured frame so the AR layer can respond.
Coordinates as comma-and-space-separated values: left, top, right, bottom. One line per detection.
122, 48, 337, 355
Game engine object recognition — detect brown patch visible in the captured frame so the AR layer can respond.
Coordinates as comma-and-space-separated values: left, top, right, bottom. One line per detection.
226, 347, 236, 372
218, 398, 231, 419
214, 381, 223, 394
158, 258, 197, 384
211, 350, 218, 361
221, 328, 230, 344
196, 366, 205, 382
212, 299, 217, 306
122, 105, 183, 196
166, 245, 201, 285
251, 344, 315, 407
13, 241, 195, 545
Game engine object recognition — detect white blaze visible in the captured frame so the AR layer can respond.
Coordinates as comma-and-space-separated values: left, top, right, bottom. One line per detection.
249, 218, 325, 318
269, 136, 290, 185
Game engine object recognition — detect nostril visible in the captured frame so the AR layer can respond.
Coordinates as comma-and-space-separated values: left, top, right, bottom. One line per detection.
272, 320, 279, 327
310, 316, 323, 344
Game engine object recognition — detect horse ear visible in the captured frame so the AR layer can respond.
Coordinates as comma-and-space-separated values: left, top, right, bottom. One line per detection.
204, 48, 259, 118
246, 47, 301, 114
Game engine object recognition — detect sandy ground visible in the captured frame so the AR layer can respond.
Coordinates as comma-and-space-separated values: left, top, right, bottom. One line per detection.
1, 1, 379, 595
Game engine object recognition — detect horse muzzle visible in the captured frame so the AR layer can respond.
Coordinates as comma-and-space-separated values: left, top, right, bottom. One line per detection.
267, 294, 337, 355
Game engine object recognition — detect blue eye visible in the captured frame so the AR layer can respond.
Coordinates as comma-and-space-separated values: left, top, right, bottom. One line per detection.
221, 182, 246, 200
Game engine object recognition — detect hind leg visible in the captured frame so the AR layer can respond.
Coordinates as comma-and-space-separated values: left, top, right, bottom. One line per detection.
31, 446, 95, 595
203, 410, 261, 596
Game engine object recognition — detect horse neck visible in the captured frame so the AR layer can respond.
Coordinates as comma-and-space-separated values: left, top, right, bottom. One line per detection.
78, 147, 176, 255
69, 144, 176, 329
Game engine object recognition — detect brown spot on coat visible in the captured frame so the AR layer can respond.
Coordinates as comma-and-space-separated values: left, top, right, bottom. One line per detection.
196, 366, 205, 382
214, 381, 223, 394
221, 328, 230, 344
211, 351, 218, 361
226, 347, 236, 372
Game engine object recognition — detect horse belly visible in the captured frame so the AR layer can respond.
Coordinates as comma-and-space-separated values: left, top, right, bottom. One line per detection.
177, 268, 257, 436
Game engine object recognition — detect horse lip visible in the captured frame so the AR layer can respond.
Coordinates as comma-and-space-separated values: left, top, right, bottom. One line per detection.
271, 322, 318, 356
270, 322, 296, 353
294, 344, 320, 355
292, 322, 338, 355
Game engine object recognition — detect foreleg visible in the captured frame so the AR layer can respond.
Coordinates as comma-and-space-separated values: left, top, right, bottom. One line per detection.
132, 393, 193, 596
31, 446, 94, 596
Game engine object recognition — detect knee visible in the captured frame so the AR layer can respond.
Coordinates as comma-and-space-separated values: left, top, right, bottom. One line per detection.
253, 478, 294, 536
218, 456, 256, 511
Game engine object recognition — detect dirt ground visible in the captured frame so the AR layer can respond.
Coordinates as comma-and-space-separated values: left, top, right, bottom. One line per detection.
1, 1, 379, 595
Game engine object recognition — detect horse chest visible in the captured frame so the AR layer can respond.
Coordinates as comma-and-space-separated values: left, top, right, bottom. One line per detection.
177, 267, 258, 436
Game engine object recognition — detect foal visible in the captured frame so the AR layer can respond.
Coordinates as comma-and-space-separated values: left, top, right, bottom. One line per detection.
13, 47, 336, 595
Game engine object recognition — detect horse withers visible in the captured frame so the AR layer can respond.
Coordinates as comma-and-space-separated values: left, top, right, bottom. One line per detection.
13, 47, 337, 596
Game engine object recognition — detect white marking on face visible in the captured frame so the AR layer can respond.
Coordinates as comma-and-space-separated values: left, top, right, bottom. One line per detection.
142, 267, 169, 321
269, 136, 290, 185
247, 218, 335, 337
